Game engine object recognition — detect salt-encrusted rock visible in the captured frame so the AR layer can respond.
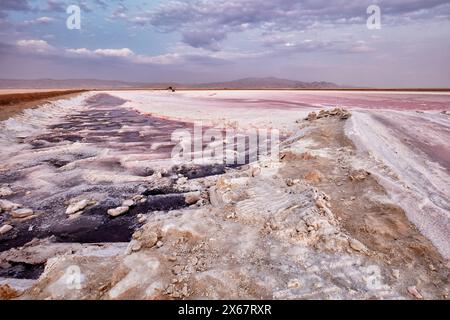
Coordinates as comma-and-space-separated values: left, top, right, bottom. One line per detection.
288, 279, 301, 289
66, 199, 89, 215
133, 227, 159, 248
392, 269, 400, 279
0, 224, 13, 235
107, 206, 129, 217
132, 194, 145, 202
305, 111, 317, 121
307, 108, 351, 121
349, 238, 367, 252
122, 199, 134, 207
11, 208, 34, 219
0, 199, 22, 211
143, 231, 158, 248
130, 240, 142, 252
0, 186, 13, 197
185, 192, 201, 205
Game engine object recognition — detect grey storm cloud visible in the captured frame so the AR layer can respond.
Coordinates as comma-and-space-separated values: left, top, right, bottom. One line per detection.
182, 30, 227, 51
134, 0, 450, 50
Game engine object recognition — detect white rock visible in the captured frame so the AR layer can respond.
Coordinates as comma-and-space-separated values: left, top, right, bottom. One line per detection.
392, 269, 400, 279
108, 206, 129, 217
349, 238, 367, 252
0, 199, 22, 211
132, 195, 145, 201
0, 224, 13, 235
185, 192, 201, 205
66, 199, 89, 215
0, 186, 13, 197
11, 208, 34, 219
122, 199, 134, 207
288, 279, 301, 289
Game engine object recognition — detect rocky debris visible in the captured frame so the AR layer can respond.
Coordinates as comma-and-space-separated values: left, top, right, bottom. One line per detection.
0, 284, 19, 300
440, 110, 450, 116
0, 224, 13, 235
184, 191, 201, 205
107, 206, 129, 217
0, 199, 22, 212
305, 111, 317, 121
0, 186, 14, 197
306, 108, 351, 121
285, 178, 300, 186
11, 208, 34, 219
349, 169, 370, 182
407, 286, 423, 299
65, 199, 89, 215
176, 176, 188, 185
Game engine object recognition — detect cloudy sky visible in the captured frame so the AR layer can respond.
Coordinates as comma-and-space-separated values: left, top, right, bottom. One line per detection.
0, 0, 449, 87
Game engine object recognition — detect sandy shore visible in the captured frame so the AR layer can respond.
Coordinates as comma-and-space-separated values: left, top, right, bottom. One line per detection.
0, 90, 86, 121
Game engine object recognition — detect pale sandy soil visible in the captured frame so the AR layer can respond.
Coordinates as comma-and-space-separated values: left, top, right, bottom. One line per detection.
0, 90, 86, 121
0, 91, 448, 300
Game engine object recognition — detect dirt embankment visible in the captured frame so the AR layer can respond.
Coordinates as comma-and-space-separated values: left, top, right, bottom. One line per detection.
0, 90, 87, 121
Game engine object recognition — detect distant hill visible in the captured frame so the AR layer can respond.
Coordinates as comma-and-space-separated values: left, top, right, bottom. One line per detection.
0, 77, 340, 90
191, 77, 339, 89
0, 79, 146, 89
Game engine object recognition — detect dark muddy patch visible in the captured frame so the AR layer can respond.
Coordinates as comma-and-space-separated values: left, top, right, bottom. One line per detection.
0, 262, 45, 280
173, 164, 227, 179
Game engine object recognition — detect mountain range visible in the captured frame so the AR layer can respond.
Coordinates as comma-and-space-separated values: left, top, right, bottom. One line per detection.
0, 77, 340, 90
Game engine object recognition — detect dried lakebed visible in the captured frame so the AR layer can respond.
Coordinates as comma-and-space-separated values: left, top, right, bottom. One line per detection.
0, 91, 449, 299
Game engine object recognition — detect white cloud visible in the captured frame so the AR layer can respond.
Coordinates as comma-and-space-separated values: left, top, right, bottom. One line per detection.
21, 16, 55, 26
94, 48, 134, 57
65, 47, 183, 65
16, 39, 54, 53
